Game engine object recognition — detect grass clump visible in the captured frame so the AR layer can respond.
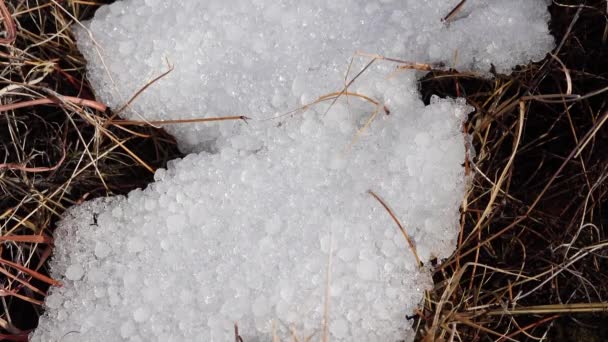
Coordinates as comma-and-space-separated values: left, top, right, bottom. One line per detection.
0, 1, 181, 338
417, 1, 608, 341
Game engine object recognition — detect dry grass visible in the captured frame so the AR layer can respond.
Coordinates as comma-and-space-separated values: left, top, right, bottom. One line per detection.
0, 1, 182, 339
416, 1, 608, 341
0, 0, 606, 341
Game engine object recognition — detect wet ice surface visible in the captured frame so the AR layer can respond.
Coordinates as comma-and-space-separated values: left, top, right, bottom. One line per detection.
32, 0, 553, 341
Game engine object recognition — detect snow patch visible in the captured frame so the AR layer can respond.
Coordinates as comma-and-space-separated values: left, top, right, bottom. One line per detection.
32, 0, 553, 341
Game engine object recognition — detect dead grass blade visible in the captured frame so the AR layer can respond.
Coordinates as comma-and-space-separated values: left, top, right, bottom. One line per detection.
0, 0, 16, 44
368, 190, 422, 267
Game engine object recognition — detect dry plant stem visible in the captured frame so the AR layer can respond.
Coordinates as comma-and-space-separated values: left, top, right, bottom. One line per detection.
549, 53, 572, 95
317, 91, 383, 108
460, 317, 518, 342
0, 144, 66, 172
490, 83, 608, 120
417, 4, 606, 340
321, 230, 334, 342
486, 302, 608, 316
0, 288, 43, 306
347, 105, 382, 150
0, 96, 107, 112
7, 140, 124, 234
0, 257, 61, 286
233, 323, 244, 342
0, 268, 46, 297
259, 90, 382, 122
0, 0, 16, 44
498, 315, 560, 342
112, 115, 249, 126
443, 0, 467, 22
447, 104, 608, 266
112, 60, 175, 119
110, 90, 376, 129
322, 56, 376, 116
0, 316, 25, 335
0, 1, 188, 334
100, 132, 155, 173
427, 262, 534, 339
0, 235, 52, 244
367, 190, 422, 267
356, 51, 446, 72
574, 109, 608, 158
460, 102, 525, 248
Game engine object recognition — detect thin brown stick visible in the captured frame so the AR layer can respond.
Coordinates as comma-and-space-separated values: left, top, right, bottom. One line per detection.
574, 110, 608, 158
321, 231, 333, 342
487, 302, 608, 316
0, 235, 53, 244
318, 91, 381, 107
321, 56, 377, 117
0, 268, 46, 296
459, 101, 525, 248
0, 0, 16, 44
111, 115, 249, 126
356, 51, 446, 72
0, 144, 66, 173
367, 190, 422, 267
258, 90, 382, 122
0, 257, 61, 286
443, 0, 467, 22
0, 96, 107, 112
113, 60, 174, 116
498, 315, 559, 342
0, 288, 44, 306
549, 53, 572, 95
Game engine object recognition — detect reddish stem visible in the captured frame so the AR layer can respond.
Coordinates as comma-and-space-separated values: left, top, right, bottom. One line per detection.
0, 0, 16, 45
0, 96, 107, 112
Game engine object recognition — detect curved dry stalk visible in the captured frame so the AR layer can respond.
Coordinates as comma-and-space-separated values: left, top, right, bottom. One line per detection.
460, 102, 525, 248
258, 90, 382, 122
0, 0, 16, 45
367, 190, 422, 267
0, 143, 66, 172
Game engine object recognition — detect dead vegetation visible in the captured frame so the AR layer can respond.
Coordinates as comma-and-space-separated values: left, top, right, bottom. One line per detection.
0, 1, 182, 339
417, 1, 608, 341
0, 0, 606, 341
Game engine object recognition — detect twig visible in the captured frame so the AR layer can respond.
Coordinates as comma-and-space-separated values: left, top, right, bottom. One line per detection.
0, 235, 53, 244
443, 0, 467, 23
498, 315, 559, 342
0, 143, 66, 173
0, 257, 61, 286
113, 60, 175, 117
111, 115, 249, 126
0, 0, 16, 45
0, 96, 107, 112
234, 323, 244, 342
321, 56, 377, 117
367, 190, 422, 267
460, 101, 525, 248
487, 302, 608, 316
549, 53, 572, 95
321, 229, 334, 342
356, 51, 446, 72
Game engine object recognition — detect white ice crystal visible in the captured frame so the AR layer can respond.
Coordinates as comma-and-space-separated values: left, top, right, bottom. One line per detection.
31, 0, 554, 341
